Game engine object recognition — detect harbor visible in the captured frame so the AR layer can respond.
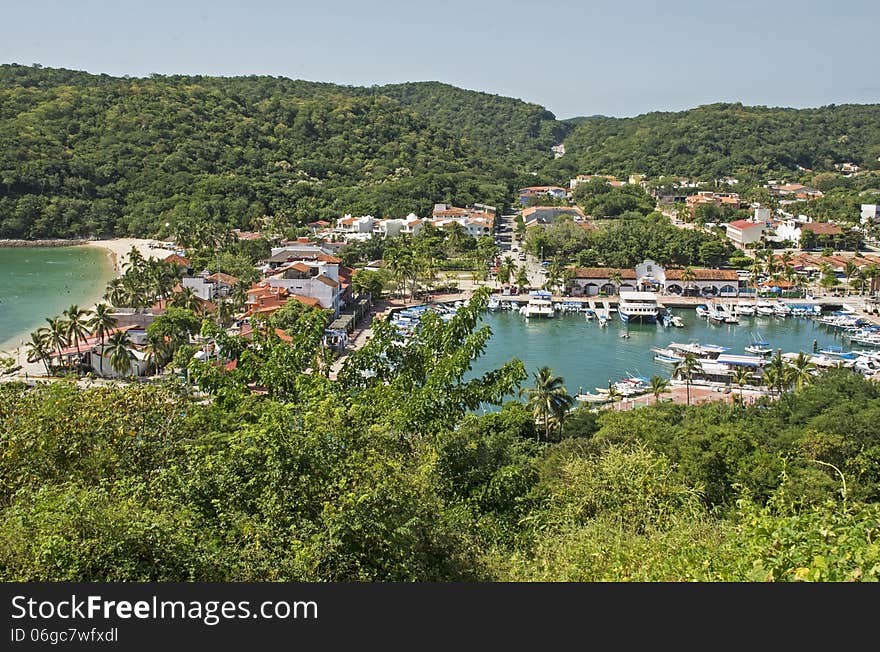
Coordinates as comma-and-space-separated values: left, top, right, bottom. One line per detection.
466, 300, 880, 410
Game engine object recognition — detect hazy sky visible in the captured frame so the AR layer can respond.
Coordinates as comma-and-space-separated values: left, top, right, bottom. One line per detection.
2, 0, 878, 118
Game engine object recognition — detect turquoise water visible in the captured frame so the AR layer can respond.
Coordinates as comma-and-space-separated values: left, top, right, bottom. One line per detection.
468, 308, 848, 399
0, 246, 116, 352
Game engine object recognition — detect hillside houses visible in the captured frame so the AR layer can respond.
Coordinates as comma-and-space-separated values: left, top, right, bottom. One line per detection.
518, 185, 568, 205
523, 205, 586, 226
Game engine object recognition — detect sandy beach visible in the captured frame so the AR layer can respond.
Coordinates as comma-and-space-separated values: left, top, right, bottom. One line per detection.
0, 238, 179, 378
88, 238, 179, 274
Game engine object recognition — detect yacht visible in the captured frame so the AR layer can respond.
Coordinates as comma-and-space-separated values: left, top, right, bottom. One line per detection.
668, 341, 729, 360
706, 301, 726, 324
773, 301, 791, 317
695, 304, 710, 319
755, 301, 775, 317
617, 291, 660, 324
651, 346, 684, 364
721, 303, 739, 324
487, 296, 500, 311
735, 301, 755, 316
522, 291, 554, 318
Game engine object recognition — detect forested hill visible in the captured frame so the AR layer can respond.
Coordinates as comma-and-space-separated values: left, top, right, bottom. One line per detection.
2, 64, 880, 239
361, 82, 568, 170
0, 65, 528, 239
550, 102, 880, 180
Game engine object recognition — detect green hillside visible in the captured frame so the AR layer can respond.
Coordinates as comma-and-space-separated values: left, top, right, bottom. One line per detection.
2, 64, 880, 239
363, 81, 568, 170
551, 102, 880, 180
0, 65, 524, 239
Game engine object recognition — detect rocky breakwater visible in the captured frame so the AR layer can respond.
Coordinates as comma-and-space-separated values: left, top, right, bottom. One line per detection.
0, 239, 88, 248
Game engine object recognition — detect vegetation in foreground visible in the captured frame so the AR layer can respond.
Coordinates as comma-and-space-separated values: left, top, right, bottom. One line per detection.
1, 290, 879, 581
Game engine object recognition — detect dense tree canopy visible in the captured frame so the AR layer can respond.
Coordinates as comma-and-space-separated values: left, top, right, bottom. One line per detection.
551, 103, 880, 180
1, 286, 879, 581
0, 65, 527, 238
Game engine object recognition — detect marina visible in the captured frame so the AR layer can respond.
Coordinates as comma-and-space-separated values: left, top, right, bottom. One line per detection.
467, 302, 878, 408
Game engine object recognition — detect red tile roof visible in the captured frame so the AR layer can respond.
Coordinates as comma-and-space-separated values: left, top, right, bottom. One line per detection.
163, 253, 191, 267
801, 222, 843, 235
728, 220, 764, 230
665, 268, 739, 281
572, 267, 637, 280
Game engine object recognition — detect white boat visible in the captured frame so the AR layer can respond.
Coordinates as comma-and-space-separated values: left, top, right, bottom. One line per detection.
668, 341, 729, 359
695, 305, 709, 319
522, 291, 554, 318
651, 347, 684, 364
736, 301, 755, 316
744, 332, 772, 356
721, 303, 739, 324
755, 301, 775, 317
618, 291, 660, 324
487, 297, 500, 311
671, 315, 685, 328
773, 302, 791, 317
706, 301, 726, 324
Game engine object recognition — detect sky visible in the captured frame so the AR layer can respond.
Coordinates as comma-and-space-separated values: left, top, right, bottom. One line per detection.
2, 0, 879, 118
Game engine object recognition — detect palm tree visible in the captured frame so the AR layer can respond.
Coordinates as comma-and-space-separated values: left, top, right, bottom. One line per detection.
63, 304, 91, 364
673, 352, 700, 406
765, 349, 789, 395
843, 261, 859, 297
749, 256, 763, 295
515, 265, 530, 292
731, 366, 752, 404
123, 245, 145, 274
171, 287, 202, 313
104, 277, 128, 308
863, 264, 879, 295
520, 366, 576, 441
609, 269, 623, 295
142, 335, 167, 377
649, 375, 669, 403
385, 248, 416, 299
88, 303, 117, 346
41, 317, 68, 370
606, 384, 622, 403
25, 331, 51, 375
761, 365, 782, 397
105, 331, 135, 377
497, 258, 514, 286
681, 267, 697, 296
215, 298, 235, 327
789, 352, 817, 391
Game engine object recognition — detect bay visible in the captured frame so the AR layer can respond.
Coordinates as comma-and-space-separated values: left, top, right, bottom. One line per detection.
0, 246, 116, 353
468, 308, 850, 402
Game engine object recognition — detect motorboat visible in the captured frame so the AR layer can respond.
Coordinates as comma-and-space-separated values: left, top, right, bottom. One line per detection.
487, 297, 500, 311
735, 301, 755, 316
744, 332, 772, 356
706, 302, 726, 324
755, 301, 775, 317
695, 305, 709, 319
522, 291, 554, 318
671, 315, 685, 328
617, 291, 660, 324
651, 347, 684, 364
773, 302, 791, 317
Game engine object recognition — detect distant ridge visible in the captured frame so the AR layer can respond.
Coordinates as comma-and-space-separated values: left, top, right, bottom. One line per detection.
1, 63, 879, 238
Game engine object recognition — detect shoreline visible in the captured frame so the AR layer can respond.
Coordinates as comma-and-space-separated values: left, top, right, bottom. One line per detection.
0, 239, 89, 248
0, 238, 178, 362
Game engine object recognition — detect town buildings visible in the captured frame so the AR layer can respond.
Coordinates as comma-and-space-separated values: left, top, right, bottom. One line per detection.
569, 259, 742, 297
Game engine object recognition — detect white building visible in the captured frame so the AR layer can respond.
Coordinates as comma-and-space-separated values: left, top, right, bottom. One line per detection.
726, 218, 766, 250
265, 261, 342, 316
335, 214, 375, 235
861, 204, 880, 225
